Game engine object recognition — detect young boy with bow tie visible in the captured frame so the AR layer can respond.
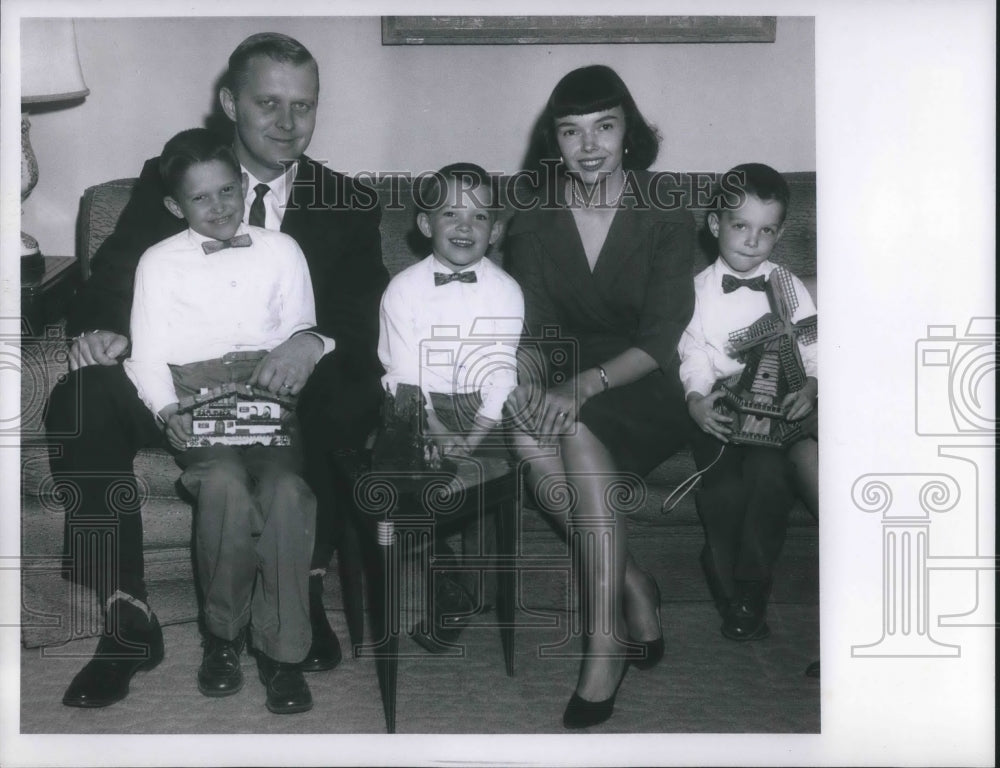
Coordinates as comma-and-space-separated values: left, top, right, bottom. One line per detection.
123, 127, 318, 713
677, 163, 818, 643
376, 163, 524, 650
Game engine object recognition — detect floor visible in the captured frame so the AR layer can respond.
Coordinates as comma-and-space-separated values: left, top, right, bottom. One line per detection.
19, 525, 820, 736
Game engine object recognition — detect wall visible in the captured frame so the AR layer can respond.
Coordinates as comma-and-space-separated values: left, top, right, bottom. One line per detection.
22, 15, 814, 257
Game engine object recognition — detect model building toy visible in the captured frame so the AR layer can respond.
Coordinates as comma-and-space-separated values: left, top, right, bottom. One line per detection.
713, 266, 818, 448
371, 383, 457, 476
177, 383, 297, 448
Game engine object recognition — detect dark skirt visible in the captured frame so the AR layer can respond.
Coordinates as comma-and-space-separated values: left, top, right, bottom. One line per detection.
579, 367, 692, 476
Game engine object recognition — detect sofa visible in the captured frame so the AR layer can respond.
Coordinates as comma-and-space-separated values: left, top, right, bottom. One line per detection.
20, 171, 817, 648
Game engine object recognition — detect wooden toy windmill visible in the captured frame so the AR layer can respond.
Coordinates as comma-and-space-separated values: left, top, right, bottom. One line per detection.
714, 266, 818, 447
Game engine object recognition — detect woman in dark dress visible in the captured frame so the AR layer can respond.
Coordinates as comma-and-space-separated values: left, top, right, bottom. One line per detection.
505, 65, 696, 728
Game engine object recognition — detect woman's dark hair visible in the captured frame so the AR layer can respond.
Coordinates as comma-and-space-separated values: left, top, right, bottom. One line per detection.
527, 64, 661, 173
159, 128, 240, 197
223, 32, 317, 95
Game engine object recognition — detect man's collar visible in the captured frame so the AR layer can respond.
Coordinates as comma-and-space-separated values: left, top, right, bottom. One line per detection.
242, 160, 299, 201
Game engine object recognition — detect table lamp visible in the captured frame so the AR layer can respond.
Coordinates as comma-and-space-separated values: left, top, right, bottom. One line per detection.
20, 18, 89, 282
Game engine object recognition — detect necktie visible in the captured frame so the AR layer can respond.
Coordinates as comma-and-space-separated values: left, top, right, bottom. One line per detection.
434, 271, 477, 286
248, 183, 269, 228
721, 273, 766, 294
202, 233, 253, 254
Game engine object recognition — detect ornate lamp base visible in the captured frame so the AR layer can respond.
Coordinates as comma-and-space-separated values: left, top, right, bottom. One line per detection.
21, 113, 46, 283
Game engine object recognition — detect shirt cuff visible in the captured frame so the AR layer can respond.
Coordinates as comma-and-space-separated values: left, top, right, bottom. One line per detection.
295, 329, 335, 358
681, 372, 716, 399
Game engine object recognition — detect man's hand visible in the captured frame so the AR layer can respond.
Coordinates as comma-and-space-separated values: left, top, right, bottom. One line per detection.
782, 377, 818, 421
249, 334, 323, 396
688, 391, 733, 443
158, 403, 193, 452
68, 331, 129, 371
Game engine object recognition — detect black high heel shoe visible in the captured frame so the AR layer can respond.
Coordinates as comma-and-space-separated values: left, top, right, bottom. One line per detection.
562, 662, 628, 729
629, 580, 664, 671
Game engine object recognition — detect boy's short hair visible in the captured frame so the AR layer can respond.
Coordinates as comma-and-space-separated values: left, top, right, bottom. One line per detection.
159, 128, 241, 197
415, 163, 499, 213
223, 32, 317, 95
715, 162, 791, 222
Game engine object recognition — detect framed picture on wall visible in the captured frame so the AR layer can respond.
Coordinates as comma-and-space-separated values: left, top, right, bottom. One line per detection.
381, 15, 777, 45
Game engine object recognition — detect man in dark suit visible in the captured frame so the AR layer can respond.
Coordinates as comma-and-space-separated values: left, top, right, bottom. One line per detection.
45, 32, 388, 709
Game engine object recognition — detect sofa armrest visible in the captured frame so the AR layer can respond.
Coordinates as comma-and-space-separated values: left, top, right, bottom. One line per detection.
76, 178, 137, 281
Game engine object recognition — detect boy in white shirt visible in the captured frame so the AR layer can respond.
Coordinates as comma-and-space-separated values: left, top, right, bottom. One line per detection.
378, 163, 524, 458
678, 163, 818, 642
124, 128, 317, 713
376, 163, 524, 649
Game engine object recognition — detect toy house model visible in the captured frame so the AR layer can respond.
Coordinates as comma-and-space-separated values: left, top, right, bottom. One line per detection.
177, 383, 296, 449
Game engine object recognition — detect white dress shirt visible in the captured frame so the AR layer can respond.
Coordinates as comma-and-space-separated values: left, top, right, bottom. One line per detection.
378, 255, 525, 422
124, 224, 316, 416
242, 161, 334, 357
678, 259, 818, 398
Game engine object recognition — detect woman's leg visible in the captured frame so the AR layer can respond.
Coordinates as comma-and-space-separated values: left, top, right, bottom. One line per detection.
510, 427, 642, 701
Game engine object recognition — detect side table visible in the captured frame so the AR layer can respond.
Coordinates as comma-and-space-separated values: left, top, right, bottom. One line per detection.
350, 454, 520, 733
21, 256, 80, 338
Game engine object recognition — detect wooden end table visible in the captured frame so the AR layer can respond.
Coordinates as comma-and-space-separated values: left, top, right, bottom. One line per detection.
21, 256, 80, 338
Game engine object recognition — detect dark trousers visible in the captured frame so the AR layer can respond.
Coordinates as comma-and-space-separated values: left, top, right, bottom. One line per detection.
281, 352, 385, 572
690, 427, 796, 603
44, 364, 162, 603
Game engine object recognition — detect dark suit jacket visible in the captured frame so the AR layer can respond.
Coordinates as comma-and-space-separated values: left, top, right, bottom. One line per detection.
68, 156, 389, 426
505, 170, 696, 379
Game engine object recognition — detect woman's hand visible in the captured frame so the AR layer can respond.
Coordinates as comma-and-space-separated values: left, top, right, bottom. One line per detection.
687, 391, 732, 443
506, 381, 580, 446
782, 377, 818, 421
536, 383, 579, 446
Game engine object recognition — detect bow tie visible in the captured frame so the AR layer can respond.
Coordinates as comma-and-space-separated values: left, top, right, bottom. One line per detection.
722, 273, 766, 294
202, 233, 252, 255
434, 271, 477, 286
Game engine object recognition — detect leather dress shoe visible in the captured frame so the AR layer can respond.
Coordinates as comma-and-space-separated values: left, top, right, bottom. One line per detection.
721, 590, 770, 641
198, 631, 245, 697
62, 599, 164, 708
256, 653, 313, 714
300, 574, 342, 672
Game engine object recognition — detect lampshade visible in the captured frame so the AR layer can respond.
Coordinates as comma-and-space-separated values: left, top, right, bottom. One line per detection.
21, 19, 89, 104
